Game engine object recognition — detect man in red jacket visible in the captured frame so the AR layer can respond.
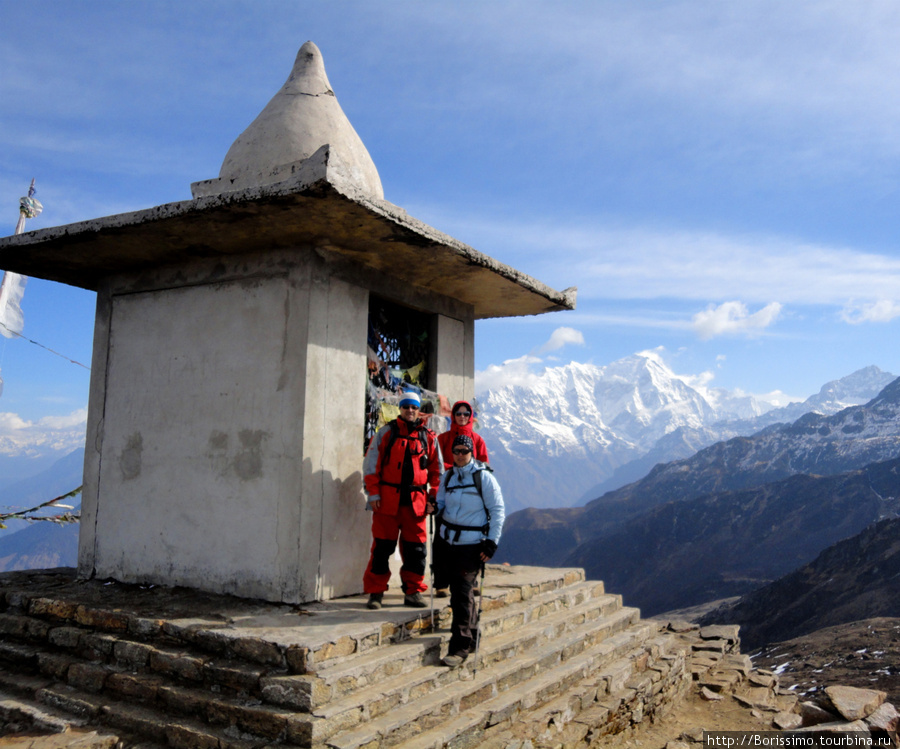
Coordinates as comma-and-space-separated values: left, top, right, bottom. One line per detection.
362, 390, 443, 609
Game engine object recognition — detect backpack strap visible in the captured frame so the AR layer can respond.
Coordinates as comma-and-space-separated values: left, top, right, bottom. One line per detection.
380, 419, 433, 475
440, 463, 493, 542
377, 420, 400, 478
473, 465, 492, 522
440, 517, 490, 542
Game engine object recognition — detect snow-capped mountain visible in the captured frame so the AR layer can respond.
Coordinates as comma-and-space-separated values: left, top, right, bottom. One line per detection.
478, 352, 896, 514
751, 364, 894, 425
498, 378, 900, 614
576, 364, 898, 505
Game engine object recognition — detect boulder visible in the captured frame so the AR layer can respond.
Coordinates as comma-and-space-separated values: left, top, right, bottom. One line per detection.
799, 700, 838, 726
825, 685, 886, 721
865, 702, 899, 733
793, 719, 870, 735
773, 711, 802, 730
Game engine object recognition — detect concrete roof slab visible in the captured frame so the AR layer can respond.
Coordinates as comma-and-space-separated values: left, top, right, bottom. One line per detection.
0, 149, 574, 320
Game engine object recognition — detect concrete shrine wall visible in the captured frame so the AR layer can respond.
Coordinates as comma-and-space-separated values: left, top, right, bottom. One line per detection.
78, 247, 475, 603
432, 313, 474, 405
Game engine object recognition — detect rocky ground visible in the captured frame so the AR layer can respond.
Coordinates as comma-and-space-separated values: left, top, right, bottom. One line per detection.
597, 686, 773, 749
610, 617, 900, 749
750, 617, 900, 706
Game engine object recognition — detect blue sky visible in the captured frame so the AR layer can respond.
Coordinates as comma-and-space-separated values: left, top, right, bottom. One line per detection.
2, 1, 900, 454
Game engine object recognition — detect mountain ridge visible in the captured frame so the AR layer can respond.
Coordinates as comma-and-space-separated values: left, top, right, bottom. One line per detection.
563, 457, 900, 616
499, 373, 900, 567
479, 355, 895, 513
701, 516, 900, 650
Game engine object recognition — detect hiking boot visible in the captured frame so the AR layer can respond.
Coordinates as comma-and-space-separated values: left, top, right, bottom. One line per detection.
434, 587, 450, 598
404, 592, 427, 608
366, 593, 383, 610
442, 652, 468, 668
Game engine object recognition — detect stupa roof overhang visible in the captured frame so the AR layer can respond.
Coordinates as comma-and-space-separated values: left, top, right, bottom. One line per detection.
0, 150, 575, 319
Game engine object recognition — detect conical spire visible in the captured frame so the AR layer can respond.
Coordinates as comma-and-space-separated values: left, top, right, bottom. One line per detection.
216, 41, 384, 198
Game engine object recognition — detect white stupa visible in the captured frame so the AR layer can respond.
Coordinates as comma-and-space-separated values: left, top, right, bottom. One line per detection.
193, 41, 384, 199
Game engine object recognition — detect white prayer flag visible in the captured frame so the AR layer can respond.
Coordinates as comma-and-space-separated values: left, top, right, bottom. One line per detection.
0, 271, 27, 338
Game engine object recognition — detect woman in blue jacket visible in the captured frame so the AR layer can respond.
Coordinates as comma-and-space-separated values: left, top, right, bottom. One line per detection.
433, 434, 505, 668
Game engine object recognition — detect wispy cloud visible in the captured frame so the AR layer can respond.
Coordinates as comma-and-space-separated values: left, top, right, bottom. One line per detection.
840, 300, 900, 324
417, 207, 900, 315
691, 301, 783, 340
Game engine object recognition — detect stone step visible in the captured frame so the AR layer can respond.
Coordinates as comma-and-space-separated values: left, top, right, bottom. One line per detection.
292, 585, 621, 710
299, 615, 653, 747
0, 565, 684, 748
315, 601, 638, 724
0, 566, 589, 675
323, 622, 659, 749
0, 605, 637, 748
260, 596, 620, 721
396, 631, 690, 749
0, 611, 272, 698
35, 683, 271, 749
0, 686, 79, 735
478, 603, 638, 672
0, 589, 637, 737
0, 578, 615, 715
0, 678, 163, 749
0, 639, 308, 746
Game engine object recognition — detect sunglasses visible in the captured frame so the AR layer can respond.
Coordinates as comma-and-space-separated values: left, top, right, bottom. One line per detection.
452, 448, 471, 455
400, 404, 419, 410
455, 411, 471, 417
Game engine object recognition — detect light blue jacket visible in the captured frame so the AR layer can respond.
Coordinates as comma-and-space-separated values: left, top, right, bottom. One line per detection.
436, 460, 505, 546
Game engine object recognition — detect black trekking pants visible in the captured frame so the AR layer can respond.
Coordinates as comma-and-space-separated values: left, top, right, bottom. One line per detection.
446, 543, 482, 656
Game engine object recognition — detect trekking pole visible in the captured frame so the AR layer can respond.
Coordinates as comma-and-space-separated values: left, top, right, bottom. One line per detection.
429, 512, 435, 630
471, 561, 487, 676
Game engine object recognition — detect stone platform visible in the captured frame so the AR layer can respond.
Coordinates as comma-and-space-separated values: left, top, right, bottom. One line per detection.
0, 566, 691, 748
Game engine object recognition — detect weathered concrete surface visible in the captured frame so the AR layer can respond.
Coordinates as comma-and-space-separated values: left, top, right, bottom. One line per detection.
78, 249, 373, 604
432, 313, 474, 404
0, 150, 575, 320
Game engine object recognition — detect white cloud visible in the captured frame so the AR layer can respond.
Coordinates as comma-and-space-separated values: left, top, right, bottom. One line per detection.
476, 327, 592, 392
415, 206, 900, 312
37, 408, 89, 430
0, 408, 87, 457
475, 354, 544, 395
476, 325, 592, 393
534, 327, 585, 355
840, 300, 900, 324
691, 301, 783, 340
677, 369, 716, 391
753, 389, 801, 408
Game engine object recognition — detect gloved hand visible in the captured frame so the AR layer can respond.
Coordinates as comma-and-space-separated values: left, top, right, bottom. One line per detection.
480, 539, 497, 559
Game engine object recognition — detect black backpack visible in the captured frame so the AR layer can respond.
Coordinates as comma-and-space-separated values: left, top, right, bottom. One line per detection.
378, 419, 434, 489
438, 464, 494, 540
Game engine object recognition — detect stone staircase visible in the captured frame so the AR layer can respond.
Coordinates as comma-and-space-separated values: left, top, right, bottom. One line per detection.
0, 566, 691, 748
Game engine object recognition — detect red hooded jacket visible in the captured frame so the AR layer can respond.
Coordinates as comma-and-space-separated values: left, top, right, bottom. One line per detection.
437, 400, 489, 471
